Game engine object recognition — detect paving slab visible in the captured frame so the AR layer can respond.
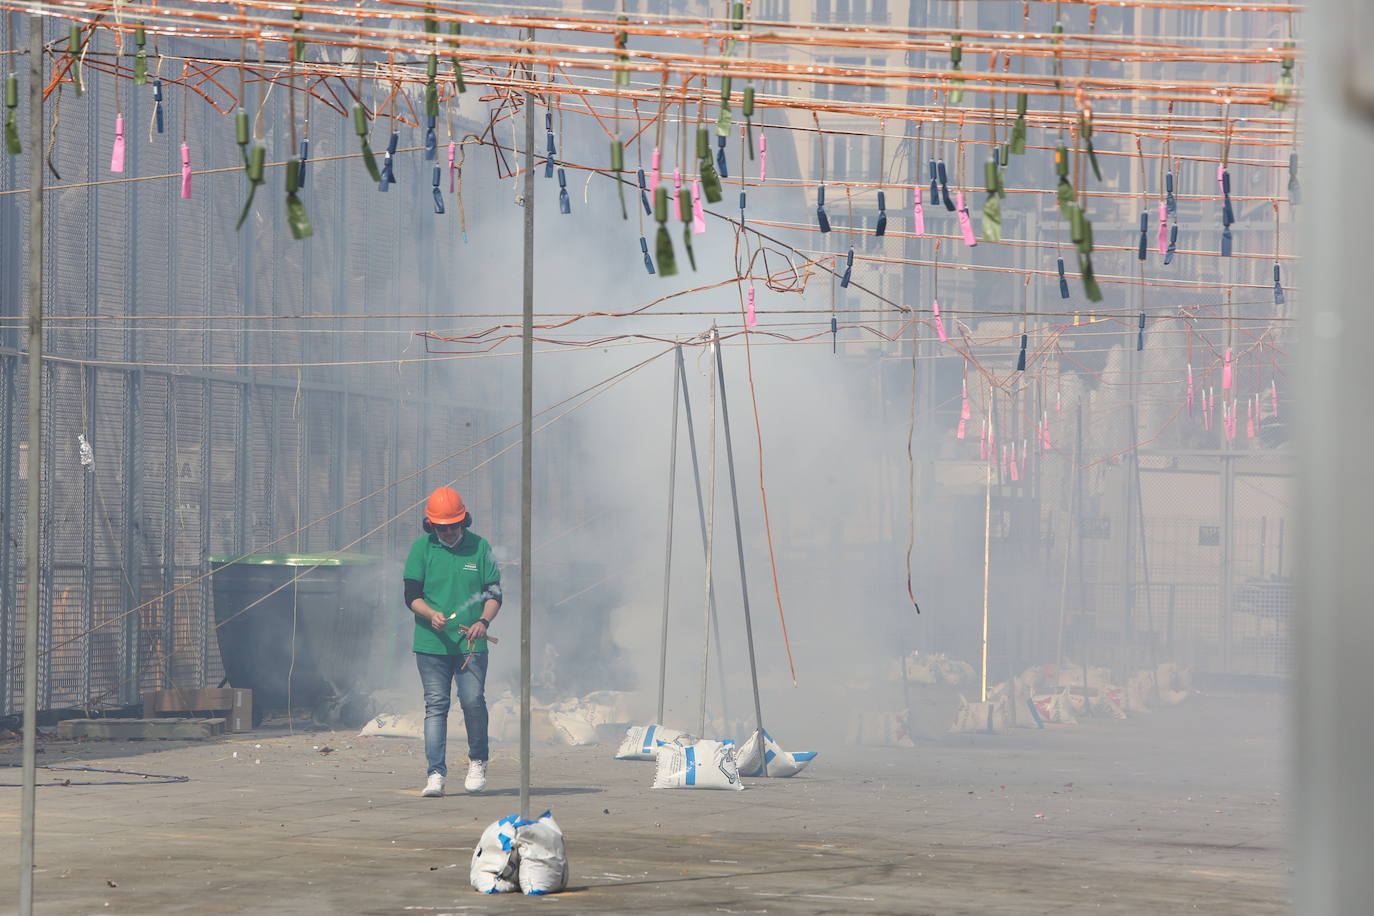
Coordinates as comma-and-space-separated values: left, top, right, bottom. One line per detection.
0, 691, 1287, 914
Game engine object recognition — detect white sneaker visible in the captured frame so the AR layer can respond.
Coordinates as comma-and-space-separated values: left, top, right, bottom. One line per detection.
421, 773, 445, 797
464, 760, 487, 793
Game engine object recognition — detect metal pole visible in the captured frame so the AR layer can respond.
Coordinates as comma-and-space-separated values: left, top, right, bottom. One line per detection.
677, 348, 729, 733
980, 434, 992, 704
712, 329, 765, 751
519, 25, 535, 822
1055, 410, 1080, 673
20, 14, 45, 915
656, 348, 682, 724
1121, 346, 1137, 675
1220, 452, 1234, 674
1132, 406, 1157, 671
697, 339, 718, 738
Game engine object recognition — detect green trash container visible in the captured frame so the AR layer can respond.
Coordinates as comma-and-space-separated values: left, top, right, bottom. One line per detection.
211, 554, 385, 719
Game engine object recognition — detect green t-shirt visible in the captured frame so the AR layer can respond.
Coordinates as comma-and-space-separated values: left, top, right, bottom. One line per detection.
403, 531, 501, 655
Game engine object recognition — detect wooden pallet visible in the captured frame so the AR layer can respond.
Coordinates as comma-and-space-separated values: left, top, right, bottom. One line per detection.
56, 717, 227, 740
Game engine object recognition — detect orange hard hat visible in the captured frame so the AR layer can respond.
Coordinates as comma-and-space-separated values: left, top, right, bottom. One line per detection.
425, 486, 469, 525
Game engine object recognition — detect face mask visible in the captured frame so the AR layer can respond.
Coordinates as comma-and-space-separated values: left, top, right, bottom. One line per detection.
437, 528, 462, 547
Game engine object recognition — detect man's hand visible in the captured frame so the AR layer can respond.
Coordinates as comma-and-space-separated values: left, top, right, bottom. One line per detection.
429, 610, 448, 632
463, 619, 488, 641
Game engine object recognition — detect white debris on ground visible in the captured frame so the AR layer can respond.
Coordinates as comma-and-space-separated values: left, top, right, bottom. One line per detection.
470, 811, 569, 896
651, 739, 744, 790
891, 652, 978, 687
836, 651, 979, 745
954, 662, 1194, 734
357, 689, 637, 747
735, 729, 816, 778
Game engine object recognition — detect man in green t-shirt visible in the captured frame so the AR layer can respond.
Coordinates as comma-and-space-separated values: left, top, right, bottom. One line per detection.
403, 486, 502, 798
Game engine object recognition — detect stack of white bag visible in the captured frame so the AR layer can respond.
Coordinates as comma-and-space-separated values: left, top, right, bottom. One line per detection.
613, 724, 692, 760
470, 811, 569, 896
652, 739, 744, 790
735, 729, 817, 778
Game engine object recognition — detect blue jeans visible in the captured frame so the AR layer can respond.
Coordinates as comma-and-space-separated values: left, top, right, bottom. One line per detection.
415, 651, 489, 776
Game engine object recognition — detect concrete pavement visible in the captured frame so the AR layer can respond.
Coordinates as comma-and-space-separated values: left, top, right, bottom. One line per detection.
0, 691, 1287, 914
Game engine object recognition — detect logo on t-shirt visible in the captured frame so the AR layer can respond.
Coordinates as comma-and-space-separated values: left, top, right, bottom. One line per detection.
464, 563, 478, 570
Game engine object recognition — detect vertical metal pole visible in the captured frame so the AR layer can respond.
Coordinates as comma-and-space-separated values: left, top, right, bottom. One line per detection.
677, 349, 729, 731
656, 349, 682, 724
1121, 346, 1137, 673
519, 25, 535, 822
1220, 453, 1234, 673
1132, 411, 1156, 669
162, 387, 176, 686
81, 369, 94, 709
711, 329, 765, 750
19, 14, 44, 915
697, 342, 717, 738
980, 439, 992, 704
1055, 410, 1080, 673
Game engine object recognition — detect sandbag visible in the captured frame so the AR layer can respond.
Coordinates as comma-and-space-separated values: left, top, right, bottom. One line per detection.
576, 690, 637, 728
1156, 663, 1190, 706
470, 816, 521, 895
1032, 690, 1079, 725
949, 697, 1005, 733
514, 812, 569, 895
735, 729, 816, 778
614, 724, 690, 760
652, 739, 743, 790
1125, 670, 1157, 714
549, 708, 598, 746
357, 709, 465, 739
470, 811, 569, 896
357, 712, 425, 738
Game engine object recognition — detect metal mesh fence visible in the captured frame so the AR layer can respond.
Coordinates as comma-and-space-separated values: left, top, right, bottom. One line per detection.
0, 23, 505, 716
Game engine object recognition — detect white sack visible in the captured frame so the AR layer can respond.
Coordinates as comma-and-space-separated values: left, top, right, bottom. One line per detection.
949, 698, 1005, 734
470, 811, 569, 896
549, 708, 598, 746
514, 812, 569, 895
1032, 691, 1079, 725
735, 729, 817, 778
470, 816, 521, 894
652, 739, 743, 790
614, 724, 689, 760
